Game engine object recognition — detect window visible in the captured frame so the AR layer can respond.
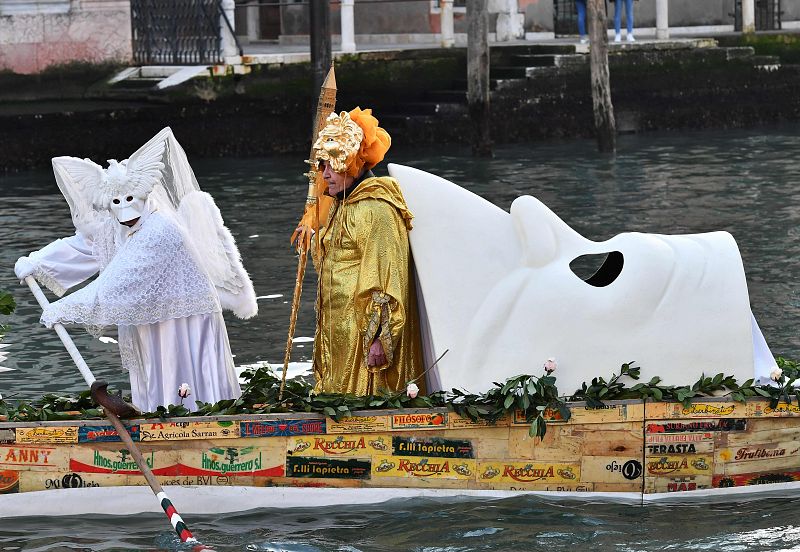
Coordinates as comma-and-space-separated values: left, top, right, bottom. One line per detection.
430, 0, 466, 14
0, 0, 71, 16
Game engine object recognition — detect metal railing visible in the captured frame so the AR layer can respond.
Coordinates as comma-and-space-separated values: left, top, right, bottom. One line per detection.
733, 0, 782, 31
131, 0, 225, 65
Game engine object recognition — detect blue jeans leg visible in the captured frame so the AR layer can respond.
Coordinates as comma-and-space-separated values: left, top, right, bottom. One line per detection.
576, 0, 587, 37
615, 0, 634, 35
625, 0, 634, 34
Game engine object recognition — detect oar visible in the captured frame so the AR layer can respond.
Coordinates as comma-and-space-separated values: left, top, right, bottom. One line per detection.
23, 276, 212, 549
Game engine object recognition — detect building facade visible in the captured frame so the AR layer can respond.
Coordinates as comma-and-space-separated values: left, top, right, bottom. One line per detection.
1, 0, 798, 73
0, 0, 131, 74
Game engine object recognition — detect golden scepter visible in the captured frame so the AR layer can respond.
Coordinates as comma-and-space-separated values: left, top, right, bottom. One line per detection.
280, 64, 337, 400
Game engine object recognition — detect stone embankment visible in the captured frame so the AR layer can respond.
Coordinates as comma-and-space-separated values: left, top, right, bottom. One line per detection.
1, 34, 799, 172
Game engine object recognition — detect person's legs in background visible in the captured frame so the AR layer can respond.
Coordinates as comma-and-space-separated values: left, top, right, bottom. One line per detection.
576, 0, 587, 43
625, 0, 635, 41
614, 0, 623, 42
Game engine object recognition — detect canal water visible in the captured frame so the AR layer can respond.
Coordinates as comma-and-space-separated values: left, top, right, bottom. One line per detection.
0, 126, 799, 549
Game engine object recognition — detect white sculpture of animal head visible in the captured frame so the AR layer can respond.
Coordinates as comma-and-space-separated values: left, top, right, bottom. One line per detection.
388, 164, 754, 395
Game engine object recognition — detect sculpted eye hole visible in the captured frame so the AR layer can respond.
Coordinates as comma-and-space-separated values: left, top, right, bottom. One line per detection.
126, 196, 134, 202
112, 199, 121, 205
570, 251, 624, 287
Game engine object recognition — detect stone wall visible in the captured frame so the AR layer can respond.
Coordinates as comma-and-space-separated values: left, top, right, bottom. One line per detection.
0, 0, 131, 74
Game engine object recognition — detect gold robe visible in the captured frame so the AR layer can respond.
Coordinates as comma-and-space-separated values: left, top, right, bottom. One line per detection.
312, 176, 425, 396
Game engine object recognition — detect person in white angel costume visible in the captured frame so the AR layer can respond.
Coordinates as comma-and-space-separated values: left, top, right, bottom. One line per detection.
13, 128, 257, 412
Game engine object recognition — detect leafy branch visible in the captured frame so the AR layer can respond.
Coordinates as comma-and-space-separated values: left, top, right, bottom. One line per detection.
570, 358, 798, 409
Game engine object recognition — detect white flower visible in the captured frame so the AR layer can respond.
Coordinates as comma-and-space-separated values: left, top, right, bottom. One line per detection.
406, 382, 419, 399
543, 358, 557, 374
178, 383, 192, 398
770, 368, 783, 382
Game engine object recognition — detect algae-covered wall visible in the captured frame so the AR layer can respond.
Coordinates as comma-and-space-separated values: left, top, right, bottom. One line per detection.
2, 39, 800, 172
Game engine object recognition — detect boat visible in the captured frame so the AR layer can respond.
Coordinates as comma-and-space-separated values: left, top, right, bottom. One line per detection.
2, 395, 800, 517
1, 165, 792, 517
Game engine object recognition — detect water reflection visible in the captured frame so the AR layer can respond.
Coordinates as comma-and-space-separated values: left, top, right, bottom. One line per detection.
3, 494, 800, 551
0, 126, 798, 400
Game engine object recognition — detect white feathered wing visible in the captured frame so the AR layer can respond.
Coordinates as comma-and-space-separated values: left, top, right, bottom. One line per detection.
177, 191, 258, 319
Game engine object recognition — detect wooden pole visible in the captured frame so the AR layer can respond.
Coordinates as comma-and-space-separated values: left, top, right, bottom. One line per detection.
23, 277, 205, 547
309, 0, 332, 99
741, 0, 755, 34
466, 0, 492, 157
282, 66, 337, 400
587, 0, 616, 153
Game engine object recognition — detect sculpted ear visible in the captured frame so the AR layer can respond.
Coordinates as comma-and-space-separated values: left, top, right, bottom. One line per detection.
510, 196, 588, 267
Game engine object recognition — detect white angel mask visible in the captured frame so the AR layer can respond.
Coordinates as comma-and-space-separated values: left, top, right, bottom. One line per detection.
388, 164, 763, 395
49, 127, 259, 320
104, 160, 149, 223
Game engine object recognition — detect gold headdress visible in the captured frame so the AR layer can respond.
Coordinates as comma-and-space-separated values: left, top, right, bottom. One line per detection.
313, 107, 391, 177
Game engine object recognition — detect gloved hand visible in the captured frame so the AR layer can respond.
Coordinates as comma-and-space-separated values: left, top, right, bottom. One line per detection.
14, 256, 35, 281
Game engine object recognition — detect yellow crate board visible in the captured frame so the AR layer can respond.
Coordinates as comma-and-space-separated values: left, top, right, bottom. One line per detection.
722, 424, 800, 447
0, 429, 14, 443
364, 474, 474, 489
579, 428, 643, 457
420, 428, 509, 459
325, 416, 390, 434
69, 446, 179, 475
592, 482, 643, 493
139, 421, 239, 442
148, 436, 289, 451
645, 432, 715, 445
476, 461, 580, 486
716, 441, 800, 464
436, 427, 510, 440
645, 454, 713, 477
287, 434, 391, 457
478, 481, 594, 492
371, 455, 476, 480
130, 474, 255, 487
514, 404, 642, 426
254, 476, 366, 489
448, 413, 510, 429
178, 444, 285, 477
645, 402, 744, 420
715, 453, 800, 476
580, 456, 644, 484
0, 444, 69, 472
390, 413, 448, 431
18, 471, 127, 492
645, 440, 714, 455
644, 475, 713, 494
15, 427, 79, 444
508, 427, 581, 462
747, 401, 800, 418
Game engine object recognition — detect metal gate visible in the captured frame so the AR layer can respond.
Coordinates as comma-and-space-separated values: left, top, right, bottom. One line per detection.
554, 0, 612, 37
734, 0, 782, 31
554, 0, 578, 36
131, 0, 223, 65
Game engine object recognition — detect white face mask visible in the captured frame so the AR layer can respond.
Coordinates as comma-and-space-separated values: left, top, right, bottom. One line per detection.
109, 193, 146, 223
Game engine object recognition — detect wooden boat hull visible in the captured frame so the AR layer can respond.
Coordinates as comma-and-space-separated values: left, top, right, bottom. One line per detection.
2, 397, 800, 516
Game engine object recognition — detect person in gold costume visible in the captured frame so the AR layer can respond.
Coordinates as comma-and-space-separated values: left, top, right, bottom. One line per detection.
310, 107, 425, 396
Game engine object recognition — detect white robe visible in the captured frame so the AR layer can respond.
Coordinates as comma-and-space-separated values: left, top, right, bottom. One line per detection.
30, 208, 241, 412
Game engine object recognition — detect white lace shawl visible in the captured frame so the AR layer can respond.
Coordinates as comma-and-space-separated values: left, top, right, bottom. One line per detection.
40, 211, 220, 330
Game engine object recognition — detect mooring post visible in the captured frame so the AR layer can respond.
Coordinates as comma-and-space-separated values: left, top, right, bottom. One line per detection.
340, 0, 356, 53
741, 0, 755, 34
587, 0, 616, 153
656, 0, 669, 40
441, 0, 455, 48
221, 0, 238, 61
246, 0, 259, 42
310, 0, 332, 99
467, 0, 492, 157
